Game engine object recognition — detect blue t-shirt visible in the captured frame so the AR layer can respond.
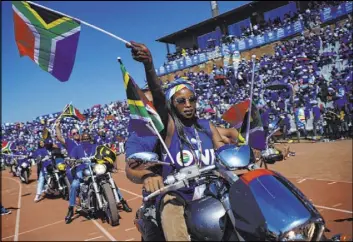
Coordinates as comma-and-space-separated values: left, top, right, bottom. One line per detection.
162, 119, 215, 201
125, 132, 158, 158
65, 138, 80, 155
70, 142, 98, 159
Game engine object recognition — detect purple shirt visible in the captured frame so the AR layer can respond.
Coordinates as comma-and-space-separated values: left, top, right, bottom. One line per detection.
70, 142, 98, 159
65, 138, 80, 156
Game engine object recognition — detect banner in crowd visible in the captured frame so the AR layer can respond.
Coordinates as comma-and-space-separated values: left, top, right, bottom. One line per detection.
320, 2, 353, 23
156, 20, 305, 76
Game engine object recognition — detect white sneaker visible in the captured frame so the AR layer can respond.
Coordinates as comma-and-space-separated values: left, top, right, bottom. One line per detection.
34, 194, 41, 202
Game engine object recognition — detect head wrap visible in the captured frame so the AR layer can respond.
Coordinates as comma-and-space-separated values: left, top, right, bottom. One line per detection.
164, 78, 195, 101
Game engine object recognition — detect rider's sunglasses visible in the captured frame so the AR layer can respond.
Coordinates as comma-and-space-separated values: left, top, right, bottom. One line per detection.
72, 132, 79, 135
175, 96, 197, 105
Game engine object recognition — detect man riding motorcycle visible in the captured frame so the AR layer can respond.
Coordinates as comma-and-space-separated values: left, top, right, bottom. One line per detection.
33, 140, 52, 202
125, 41, 225, 241
65, 133, 131, 224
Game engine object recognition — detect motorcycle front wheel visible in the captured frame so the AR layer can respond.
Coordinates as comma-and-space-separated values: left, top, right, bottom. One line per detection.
22, 170, 29, 184
102, 183, 120, 226
62, 177, 71, 201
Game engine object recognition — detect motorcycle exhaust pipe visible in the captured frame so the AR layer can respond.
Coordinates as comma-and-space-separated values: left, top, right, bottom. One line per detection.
108, 173, 121, 203
54, 172, 63, 191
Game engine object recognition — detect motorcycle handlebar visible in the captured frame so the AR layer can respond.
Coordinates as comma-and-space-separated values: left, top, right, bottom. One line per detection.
143, 164, 216, 202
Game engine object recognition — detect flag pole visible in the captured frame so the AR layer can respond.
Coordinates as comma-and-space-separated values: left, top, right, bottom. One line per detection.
147, 121, 176, 164
26, 1, 131, 46
245, 55, 256, 145
51, 101, 72, 130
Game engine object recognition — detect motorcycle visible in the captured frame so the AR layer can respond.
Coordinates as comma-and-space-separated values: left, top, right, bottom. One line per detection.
131, 145, 349, 241
66, 149, 121, 226
16, 156, 32, 184
6, 154, 32, 184
36, 155, 71, 200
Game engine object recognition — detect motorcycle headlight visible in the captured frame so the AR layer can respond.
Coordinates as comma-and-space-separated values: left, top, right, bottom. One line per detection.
83, 168, 91, 177
57, 163, 66, 171
94, 164, 107, 175
21, 163, 28, 168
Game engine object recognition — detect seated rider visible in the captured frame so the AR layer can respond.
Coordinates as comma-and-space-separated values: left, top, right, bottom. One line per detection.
126, 41, 225, 241
65, 133, 131, 224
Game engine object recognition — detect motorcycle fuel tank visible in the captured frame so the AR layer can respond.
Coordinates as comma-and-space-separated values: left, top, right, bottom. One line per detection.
229, 169, 313, 240
185, 196, 227, 241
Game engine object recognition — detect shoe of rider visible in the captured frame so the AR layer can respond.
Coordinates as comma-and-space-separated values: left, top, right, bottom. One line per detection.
65, 206, 74, 224
1, 206, 11, 216
34, 194, 41, 203
120, 199, 132, 212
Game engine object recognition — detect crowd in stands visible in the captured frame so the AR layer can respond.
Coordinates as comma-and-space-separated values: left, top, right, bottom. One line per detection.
2, 13, 352, 156
165, 1, 350, 64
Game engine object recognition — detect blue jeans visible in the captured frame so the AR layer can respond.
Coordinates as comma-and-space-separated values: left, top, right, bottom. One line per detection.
69, 170, 83, 207
69, 170, 124, 207
36, 168, 47, 195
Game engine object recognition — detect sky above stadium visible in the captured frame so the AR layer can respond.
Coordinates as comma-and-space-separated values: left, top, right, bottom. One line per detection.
2, 1, 250, 124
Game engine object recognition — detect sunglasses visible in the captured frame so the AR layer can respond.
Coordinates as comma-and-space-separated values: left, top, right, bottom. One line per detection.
72, 132, 79, 135
175, 96, 197, 105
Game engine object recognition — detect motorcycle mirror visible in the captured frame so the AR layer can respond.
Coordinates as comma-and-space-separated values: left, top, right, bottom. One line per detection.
126, 152, 173, 167
127, 152, 160, 163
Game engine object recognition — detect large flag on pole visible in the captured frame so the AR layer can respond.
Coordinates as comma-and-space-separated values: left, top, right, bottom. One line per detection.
12, 1, 81, 82
61, 104, 85, 121
118, 60, 164, 136
222, 99, 266, 150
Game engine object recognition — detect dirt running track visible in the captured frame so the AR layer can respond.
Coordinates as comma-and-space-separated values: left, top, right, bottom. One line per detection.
1, 140, 352, 241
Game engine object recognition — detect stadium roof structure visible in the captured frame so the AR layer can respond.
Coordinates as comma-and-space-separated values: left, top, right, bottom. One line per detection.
156, 1, 291, 45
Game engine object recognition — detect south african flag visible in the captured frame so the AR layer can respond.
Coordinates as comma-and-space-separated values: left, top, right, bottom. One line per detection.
61, 104, 85, 121
12, 1, 81, 82
119, 60, 164, 136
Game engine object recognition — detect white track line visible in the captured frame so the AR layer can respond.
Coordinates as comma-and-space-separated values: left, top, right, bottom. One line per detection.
127, 196, 141, 202
84, 236, 104, 241
287, 177, 352, 184
1, 219, 63, 240
125, 238, 135, 241
119, 188, 142, 198
327, 182, 337, 185
297, 178, 307, 183
332, 203, 342, 208
91, 220, 116, 241
314, 205, 352, 214
4, 177, 22, 242
125, 227, 136, 232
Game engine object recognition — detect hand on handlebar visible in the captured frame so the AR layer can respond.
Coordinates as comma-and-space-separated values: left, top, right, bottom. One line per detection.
143, 175, 164, 193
